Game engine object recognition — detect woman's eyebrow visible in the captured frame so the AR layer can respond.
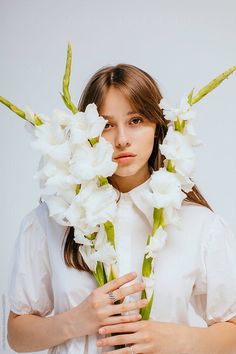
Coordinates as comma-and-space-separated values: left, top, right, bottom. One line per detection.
101, 111, 138, 119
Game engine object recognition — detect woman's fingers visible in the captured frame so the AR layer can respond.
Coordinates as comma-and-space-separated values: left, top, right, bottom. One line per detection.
97, 332, 141, 348
113, 281, 145, 302
100, 272, 137, 294
99, 321, 141, 334
101, 313, 142, 326
110, 298, 148, 316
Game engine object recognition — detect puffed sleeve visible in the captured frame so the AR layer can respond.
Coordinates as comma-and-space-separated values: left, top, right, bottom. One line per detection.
8, 208, 54, 316
191, 213, 236, 325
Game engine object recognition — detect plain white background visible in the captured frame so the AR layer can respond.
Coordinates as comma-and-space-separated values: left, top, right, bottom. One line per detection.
0, 0, 236, 353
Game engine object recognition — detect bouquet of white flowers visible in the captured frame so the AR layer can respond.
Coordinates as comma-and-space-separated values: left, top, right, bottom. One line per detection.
0, 43, 235, 320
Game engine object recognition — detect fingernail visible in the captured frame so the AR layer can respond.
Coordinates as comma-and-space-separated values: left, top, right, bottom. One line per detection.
99, 327, 105, 334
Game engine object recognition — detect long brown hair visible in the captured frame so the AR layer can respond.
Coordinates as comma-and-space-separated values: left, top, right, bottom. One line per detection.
63, 63, 212, 272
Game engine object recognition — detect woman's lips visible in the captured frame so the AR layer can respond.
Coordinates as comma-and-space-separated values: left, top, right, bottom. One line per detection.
115, 155, 136, 164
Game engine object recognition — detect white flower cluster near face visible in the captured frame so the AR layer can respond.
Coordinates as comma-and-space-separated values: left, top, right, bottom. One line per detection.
26, 103, 119, 274
141, 96, 201, 301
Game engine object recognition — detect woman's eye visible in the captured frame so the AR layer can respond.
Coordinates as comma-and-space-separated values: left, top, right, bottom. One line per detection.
104, 122, 112, 129
131, 117, 143, 125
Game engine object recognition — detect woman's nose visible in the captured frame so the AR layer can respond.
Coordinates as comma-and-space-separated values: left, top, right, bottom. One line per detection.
115, 127, 131, 148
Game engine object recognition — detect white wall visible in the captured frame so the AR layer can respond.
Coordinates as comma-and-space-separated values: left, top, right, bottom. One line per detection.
0, 0, 236, 352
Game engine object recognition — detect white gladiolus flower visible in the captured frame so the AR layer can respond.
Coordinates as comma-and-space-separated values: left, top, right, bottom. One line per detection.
50, 109, 73, 126
69, 103, 107, 145
183, 121, 202, 146
145, 226, 167, 259
159, 96, 196, 122
160, 127, 195, 177
175, 173, 194, 193
35, 157, 76, 191
65, 180, 117, 237
42, 194, 71, 226
142, 274, 155, 301
32, 122, 71, 163
69, 138, 117, 183
144, 168, 186, 210
79, 225, 117, 271
79, 245, 97, 271
73, 233, 93, 246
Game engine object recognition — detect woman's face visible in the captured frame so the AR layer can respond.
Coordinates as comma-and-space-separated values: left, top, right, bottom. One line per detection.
100, 86, 156, 191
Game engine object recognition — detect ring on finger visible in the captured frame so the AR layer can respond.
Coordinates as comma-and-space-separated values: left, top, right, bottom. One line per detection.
108, 291, 117, 304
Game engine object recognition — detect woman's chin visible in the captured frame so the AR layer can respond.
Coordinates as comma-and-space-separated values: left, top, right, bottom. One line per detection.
113, 166, 139, 178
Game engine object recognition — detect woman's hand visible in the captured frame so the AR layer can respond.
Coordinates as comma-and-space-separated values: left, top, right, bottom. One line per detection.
66, 272, 148, 339
96, 319, 192, 353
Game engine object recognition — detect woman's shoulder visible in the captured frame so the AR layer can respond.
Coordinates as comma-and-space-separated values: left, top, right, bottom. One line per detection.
180, 201, 235, 243
180, 200, 215, 223
20, 201, 66, 240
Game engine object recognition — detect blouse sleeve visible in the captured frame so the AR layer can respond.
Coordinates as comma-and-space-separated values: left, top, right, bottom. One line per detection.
191, 213, 236, 325
8, 208, 54, 316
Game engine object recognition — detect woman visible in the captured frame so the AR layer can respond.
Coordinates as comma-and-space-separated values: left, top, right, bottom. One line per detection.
7, 64, 236, 353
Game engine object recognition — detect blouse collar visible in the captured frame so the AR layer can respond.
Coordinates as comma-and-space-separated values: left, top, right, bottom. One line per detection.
116, 176, 154, 228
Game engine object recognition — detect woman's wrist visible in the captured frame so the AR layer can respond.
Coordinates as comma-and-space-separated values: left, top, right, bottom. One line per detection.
61, 304, 90, 340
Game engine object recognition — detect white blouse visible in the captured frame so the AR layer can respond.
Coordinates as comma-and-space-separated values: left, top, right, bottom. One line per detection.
8, 178, 236, 354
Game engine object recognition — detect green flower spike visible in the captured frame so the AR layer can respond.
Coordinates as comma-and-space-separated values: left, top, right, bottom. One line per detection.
0, 96, 43, 126
188, 65, 236, 106
61, 42, 78, 114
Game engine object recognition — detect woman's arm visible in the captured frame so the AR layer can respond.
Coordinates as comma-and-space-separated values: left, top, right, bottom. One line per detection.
8, 272, 147, 353
190, 316, 236, 354
8, 310, 73, 353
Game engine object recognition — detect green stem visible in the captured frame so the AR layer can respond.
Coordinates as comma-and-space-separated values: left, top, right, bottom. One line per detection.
139, 291, 154, 320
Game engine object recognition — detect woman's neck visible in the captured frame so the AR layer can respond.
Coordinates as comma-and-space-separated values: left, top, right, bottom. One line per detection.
109, 167, 151, 193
